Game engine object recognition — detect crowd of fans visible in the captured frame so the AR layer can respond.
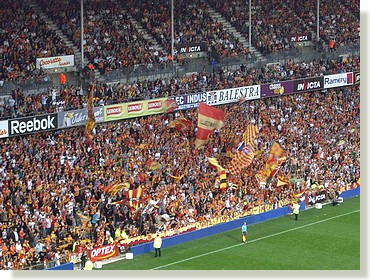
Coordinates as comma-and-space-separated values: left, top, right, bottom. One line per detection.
0, 83, 360, 269
0, 0, 73, 84
126, 0, 249, 61
208, 0, 309, 54
36, 0, 174, 75
30, 0, 359, 72
207, 0, 360, 55
0, 0, 361, 271
0, 53, 360, 121
317, 0, 360, 46
0, 0, 360, 86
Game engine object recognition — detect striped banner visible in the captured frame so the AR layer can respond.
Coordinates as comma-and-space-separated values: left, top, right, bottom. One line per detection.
195, 103, 225, 149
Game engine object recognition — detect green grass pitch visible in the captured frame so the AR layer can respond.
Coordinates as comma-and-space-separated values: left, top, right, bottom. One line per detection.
102, 196, 360, 270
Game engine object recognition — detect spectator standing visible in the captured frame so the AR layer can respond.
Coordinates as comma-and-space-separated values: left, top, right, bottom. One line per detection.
54, 251, 61, 266
153, 234, 162, 257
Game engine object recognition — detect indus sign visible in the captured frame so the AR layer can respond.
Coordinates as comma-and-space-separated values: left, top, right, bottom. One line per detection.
8, 114, 58, 136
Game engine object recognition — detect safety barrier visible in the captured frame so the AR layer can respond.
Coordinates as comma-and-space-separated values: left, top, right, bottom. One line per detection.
130, 188, 359, 257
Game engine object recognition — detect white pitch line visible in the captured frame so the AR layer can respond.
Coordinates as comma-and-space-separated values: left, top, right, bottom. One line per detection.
151, 209, 360, 270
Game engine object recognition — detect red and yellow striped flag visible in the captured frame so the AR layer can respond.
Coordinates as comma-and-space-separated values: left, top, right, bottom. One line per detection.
124, 186, 143, 209
257, 142, 286, 184
277, 175, 289, 187
219, 170, 227, 191
168, 116, 192, 131
195, 103, 225, 149
207, 157, 225, 172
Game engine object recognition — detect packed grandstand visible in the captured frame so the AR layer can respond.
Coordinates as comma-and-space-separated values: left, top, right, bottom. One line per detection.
0, 0, 360, 270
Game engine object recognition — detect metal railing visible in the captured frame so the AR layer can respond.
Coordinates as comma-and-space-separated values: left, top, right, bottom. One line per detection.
20, 257, 70, 270
97, 44, 360, 85
0, 44, 360, 97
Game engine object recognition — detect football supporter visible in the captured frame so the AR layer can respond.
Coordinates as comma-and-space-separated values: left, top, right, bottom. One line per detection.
0, 84, 359, 269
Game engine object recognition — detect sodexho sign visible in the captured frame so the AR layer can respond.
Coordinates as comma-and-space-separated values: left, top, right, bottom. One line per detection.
8, 114, 58, 136
261, 80, 294, 97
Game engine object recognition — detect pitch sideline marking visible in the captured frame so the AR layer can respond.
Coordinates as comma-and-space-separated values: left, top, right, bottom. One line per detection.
151, 209, 360, 270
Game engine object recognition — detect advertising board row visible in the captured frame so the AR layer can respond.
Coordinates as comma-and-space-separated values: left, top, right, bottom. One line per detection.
174, 32, 313, 55
0, 97, 174, 138
0, 72, 358, 139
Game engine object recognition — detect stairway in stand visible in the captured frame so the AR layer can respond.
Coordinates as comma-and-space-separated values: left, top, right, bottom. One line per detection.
204, 4, 267, 64
28, 0, 102, 82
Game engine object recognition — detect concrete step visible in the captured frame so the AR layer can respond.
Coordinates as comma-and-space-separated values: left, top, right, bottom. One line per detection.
126, 12, 165, 52
205, 4, 266, 59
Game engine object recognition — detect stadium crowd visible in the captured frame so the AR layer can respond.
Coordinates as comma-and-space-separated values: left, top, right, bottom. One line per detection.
31, 0, 360, 72
0, 82, 360, 269
0, 0, 360, 90
208, 0, 360, 54
36, 0, 174, 75
0, 0, 73, 84
0, 0, 360, 271
0, 53, 360, 121
125, 0, 249, 60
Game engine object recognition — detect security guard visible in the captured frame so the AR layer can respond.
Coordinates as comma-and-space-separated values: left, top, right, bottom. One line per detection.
84, 258, 94, 270
153, 234, 162, 257
292, 202, 300, 220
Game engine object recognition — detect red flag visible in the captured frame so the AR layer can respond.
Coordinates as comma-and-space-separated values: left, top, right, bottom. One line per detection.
168, 116, 192, 131
195, 103, 225, 149
163, 99, 178, 113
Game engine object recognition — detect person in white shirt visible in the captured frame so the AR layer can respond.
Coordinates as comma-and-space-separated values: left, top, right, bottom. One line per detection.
54, 251, 61, 266
15, 241, 22, 253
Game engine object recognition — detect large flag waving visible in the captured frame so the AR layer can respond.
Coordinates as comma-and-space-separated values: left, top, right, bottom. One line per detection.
195, 103, 225, 149
163, 99, 179, 113
257, 142, 286, 185
228, 125, 258, 175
